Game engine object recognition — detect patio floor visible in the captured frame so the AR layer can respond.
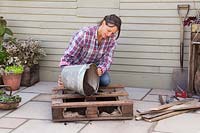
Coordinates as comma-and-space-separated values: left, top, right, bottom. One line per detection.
0, 81, 200, 133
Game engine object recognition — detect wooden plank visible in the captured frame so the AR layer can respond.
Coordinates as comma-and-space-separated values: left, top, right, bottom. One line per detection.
0, 1, 77, 8
136, 99, 193, 116
120, 10, 196, 17
112, 58, 186, 67
52, 100, 133, 108
52, 84, 125, 91
52, 90, 128, 99
114, 52, 182, 60
0, 7, 76, 15
121, 16, 179, 24
120, 30, 181, 39
77, 8, 119, 17
3, 14, 99, 23
116, 45, 189, 53
111, 65, 172, 74
77, 0, 119, 8
118, 38, 187, 46
51, 89, 63, 105
99, 84, 124, 89
52, 108, 64, 120
136, 100, 200, 122
122, 23, 180, 31
55, 116, 133, 122
12, 27, 76, 36
120, 2, 195, 10
144, 110, 190, 122
15, 34, 71, 42
189, 24, 200, 95
51, 89, 64, 120
86, 106, 98, 118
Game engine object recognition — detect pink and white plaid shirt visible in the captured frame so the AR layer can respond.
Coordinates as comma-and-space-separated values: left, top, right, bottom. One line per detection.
59, 25, 117, 73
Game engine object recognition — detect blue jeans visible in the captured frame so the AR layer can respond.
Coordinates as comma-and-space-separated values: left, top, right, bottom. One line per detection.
99, 71, 111, 86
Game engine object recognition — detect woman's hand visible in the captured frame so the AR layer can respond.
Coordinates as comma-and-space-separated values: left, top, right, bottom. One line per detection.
96, 67, 103, 76
58, 75, 64, 89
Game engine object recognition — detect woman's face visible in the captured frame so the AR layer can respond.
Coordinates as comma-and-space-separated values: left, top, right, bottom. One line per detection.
101, 21, 118, 39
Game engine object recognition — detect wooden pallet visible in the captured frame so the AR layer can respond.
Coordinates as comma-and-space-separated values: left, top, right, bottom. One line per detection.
51, 85, 133, 122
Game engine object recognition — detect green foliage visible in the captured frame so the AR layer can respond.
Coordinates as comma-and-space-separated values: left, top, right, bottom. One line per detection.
3, 38, 46, 67
0, 16, 13, 65
4, 65, 24, 74
0, 16, 13, 44
0, 45, 7, 64
0, 92, 21, 103
0, 90, 5, 95
0, 89, 21, 104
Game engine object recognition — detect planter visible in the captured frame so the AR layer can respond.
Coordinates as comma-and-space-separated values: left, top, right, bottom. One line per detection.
0, 77, 3, 85
21, 64, 39, 87
2, 73, 22, 91
0, 101, 20, 110
0, 87, 21, 110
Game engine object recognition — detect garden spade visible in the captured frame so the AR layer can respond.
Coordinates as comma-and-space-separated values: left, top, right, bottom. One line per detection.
172, 5, 190, 98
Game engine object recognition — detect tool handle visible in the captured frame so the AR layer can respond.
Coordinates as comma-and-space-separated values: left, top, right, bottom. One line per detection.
177, 4, 190, 20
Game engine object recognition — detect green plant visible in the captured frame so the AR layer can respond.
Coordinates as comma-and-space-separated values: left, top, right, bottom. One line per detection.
0, 46, 7, 64
0, 17, 13, 64
0, 16, 13, 44
4, 65, 24, 74
2, 38, 46, 67
0, 94, 21, 103
0, 89, 21, 103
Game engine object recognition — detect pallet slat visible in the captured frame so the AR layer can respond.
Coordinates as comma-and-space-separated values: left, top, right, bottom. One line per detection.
52, 89, 128, 99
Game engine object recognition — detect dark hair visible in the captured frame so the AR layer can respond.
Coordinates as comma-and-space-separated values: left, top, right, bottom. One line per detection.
100, 14, 122, 39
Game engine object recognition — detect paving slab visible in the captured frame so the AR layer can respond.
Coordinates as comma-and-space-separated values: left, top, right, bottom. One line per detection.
6, 101, 52, 120
21, 81, 57, 94
11, 120, 86, 133
0, 128, 12, 133
125, 87, 151, 100
16, 92, 39, 106
32, 94, 51, 102
0, 117, 26, 128
134, 100, 160, 113
143, 94, 168, 103
5, 87, 27, 95
0, 110, 12, 118
149, 89, 173, 96
80, 120, 153, 133
154, 113, 200, 133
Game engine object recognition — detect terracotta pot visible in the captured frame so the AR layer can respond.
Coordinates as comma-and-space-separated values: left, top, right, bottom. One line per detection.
2, 73, 22, 91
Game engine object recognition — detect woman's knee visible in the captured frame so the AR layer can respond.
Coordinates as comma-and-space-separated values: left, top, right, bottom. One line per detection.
100, 72, 111, 86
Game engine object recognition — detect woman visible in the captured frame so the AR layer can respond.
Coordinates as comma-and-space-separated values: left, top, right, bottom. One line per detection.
59, 14, 122, 86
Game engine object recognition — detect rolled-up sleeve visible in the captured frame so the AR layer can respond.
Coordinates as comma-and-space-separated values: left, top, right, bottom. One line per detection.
59, 30, 85, 67
98, 40, 116, 74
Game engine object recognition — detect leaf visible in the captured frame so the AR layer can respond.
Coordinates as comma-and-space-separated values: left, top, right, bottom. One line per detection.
5, 28, 13, 36
0, 26, 5, 36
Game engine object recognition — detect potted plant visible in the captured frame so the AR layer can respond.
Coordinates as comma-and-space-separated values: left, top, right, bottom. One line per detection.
0, 88, 21, 109
0, 16, 13, 63
1, 63, 24, 91
2, 38, 46, 86
0, 16, 13, 84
